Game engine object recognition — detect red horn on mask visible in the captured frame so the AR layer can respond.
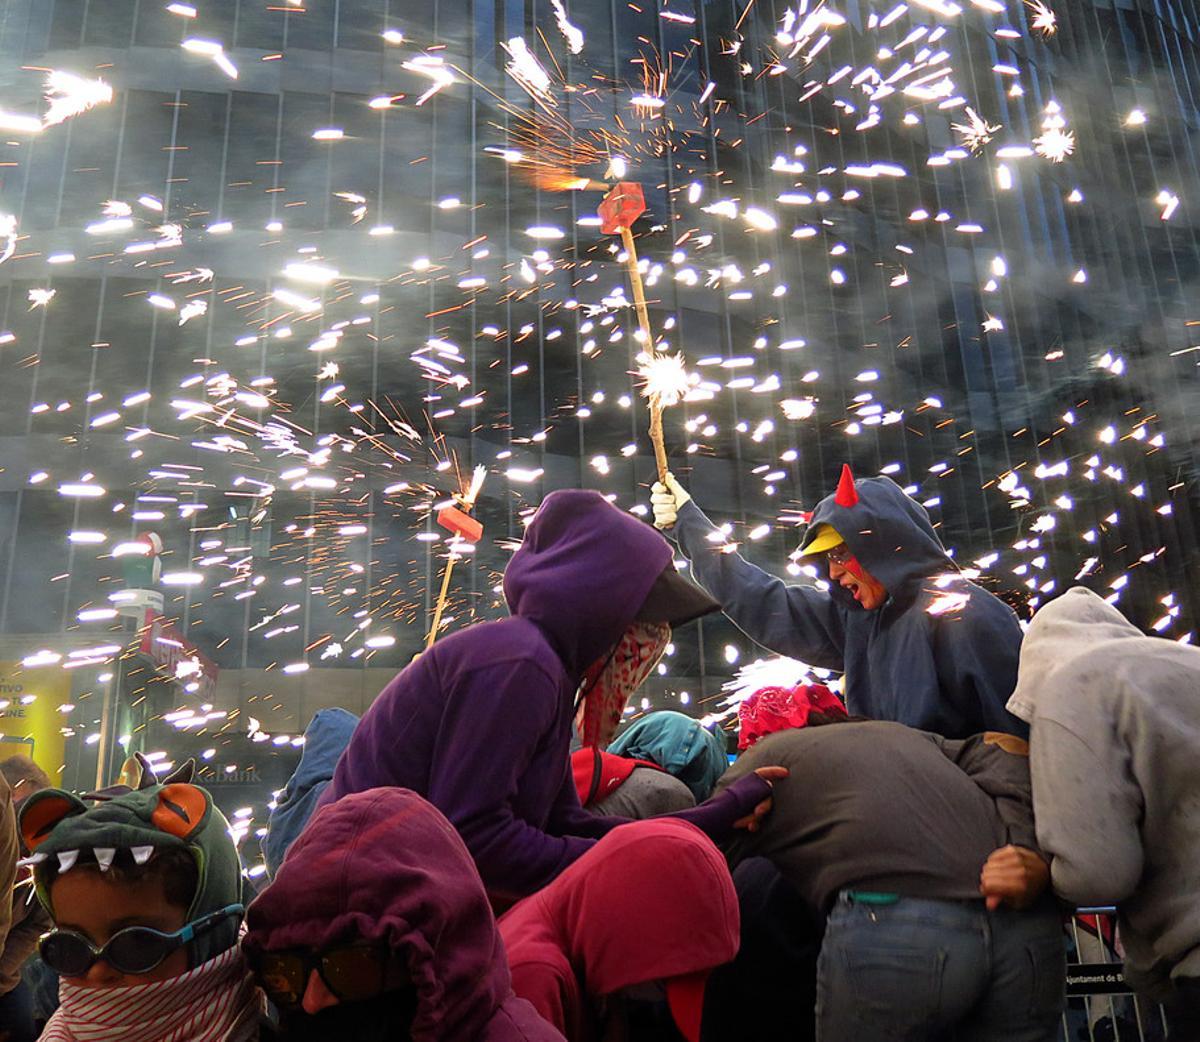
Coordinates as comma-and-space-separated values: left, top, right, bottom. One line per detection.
834, 464, 858, 508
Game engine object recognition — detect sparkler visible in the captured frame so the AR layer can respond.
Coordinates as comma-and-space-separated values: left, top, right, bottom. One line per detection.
426, 465, 487, 648
599, 181, 672, 482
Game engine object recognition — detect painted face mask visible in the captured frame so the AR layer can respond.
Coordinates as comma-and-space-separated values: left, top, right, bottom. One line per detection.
578, 622, 671, 748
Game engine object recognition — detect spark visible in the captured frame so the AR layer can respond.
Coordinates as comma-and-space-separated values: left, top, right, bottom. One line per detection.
637, 352, 695, 408
952, 107, 1001, 153
0, 214, 16, 265
402, 57, 456, 106
27, 288, 55, 309
42, 71, 113, 127
178, 300, 208, 326
181, 38, 238, 79
503, 38, 554, 100
1157, 189, 1180, 220
550, 0, 585, 54
927, 590, 971, 615
0, 111, 42, 134
1025, 0, 1057, 35
1034, 126, 1074, 162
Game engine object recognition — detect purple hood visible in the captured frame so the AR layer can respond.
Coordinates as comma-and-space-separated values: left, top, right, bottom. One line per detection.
504, 489, 673, 676
245, 789, 564, 1042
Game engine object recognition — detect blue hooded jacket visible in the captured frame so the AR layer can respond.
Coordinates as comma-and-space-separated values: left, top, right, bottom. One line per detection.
608, 711, 729, 802
672, 475, 1027, 739
262, 707, 359, 877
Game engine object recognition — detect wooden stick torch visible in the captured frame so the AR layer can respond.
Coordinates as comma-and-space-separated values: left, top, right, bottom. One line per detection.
599, 182, 670, 483
426, 466, 486, 649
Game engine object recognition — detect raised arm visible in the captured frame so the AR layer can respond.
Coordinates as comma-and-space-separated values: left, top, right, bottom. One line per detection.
669, 496, 846, 669
933, 589, 1029, 739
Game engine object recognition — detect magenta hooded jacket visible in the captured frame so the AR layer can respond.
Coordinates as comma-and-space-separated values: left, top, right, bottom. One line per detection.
245, 788, 565, 1042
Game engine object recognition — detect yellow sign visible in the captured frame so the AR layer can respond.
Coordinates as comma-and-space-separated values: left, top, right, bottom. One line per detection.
0, 661, 71, 783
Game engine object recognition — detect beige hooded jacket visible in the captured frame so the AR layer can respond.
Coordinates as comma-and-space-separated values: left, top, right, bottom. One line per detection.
1008, 586, 1200, 996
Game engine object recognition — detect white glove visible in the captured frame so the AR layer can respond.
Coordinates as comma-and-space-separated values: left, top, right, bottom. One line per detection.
651, 472, 691, 530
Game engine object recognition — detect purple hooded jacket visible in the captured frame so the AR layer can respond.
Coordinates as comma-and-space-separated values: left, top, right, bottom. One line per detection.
319, 490, 769, 900
245, 789, 565, 1042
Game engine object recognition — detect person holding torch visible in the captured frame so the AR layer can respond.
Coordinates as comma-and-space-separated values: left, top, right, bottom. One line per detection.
652, 465, 1027, 741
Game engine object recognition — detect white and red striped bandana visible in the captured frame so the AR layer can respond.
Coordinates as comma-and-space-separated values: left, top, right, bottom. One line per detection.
40, 946, 264, 1042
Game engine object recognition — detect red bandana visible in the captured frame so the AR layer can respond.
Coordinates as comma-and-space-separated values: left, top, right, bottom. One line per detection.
737, 683, 846, 750
579, 622, 671, 748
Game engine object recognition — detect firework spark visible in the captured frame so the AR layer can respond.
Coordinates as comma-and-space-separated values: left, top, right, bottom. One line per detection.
637, 352, 695, 408
952, 107, 1001, 153
27, 288, 55, 309
178, 300, 208, 326
42, 71, 113, 127
0, 214, 17, 266
550, 0, 585, 54
403, 56, 456, 106
1025, 0, 1057, 36
1034, 101, 1074, 162
503, 37, 555, 101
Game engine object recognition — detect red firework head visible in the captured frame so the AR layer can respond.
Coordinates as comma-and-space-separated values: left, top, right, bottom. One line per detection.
598, 181, 647, 234
834, 463, 858, 508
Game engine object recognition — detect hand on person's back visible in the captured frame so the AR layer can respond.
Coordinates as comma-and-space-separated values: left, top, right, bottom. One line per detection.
979, 844, 1050, 910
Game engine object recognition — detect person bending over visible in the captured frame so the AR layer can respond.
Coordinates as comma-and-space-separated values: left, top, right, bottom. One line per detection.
1001, 586, 1200, 1040
653, 465, 1026, 739
718, 694, 1064, 1042
498, 818, 739, 1042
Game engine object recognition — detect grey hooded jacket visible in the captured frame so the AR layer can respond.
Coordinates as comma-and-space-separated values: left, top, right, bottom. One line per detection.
1008, 586, 1200, 995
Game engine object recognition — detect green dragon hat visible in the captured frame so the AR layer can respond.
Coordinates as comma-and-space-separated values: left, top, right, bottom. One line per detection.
17, 756, 243, 966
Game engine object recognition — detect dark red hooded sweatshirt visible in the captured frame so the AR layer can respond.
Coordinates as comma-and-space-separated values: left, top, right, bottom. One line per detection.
244, 788, 566, 1042
497, 818, 739, 1042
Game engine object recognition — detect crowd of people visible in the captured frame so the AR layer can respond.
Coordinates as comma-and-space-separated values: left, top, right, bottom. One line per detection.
0, 471, 1196, 1041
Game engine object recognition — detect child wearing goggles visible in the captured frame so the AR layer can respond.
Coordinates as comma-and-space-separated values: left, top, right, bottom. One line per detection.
17, 756, 269, 1042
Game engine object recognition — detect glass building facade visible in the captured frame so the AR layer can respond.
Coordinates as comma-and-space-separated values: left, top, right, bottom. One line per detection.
0, 0, 1197, 798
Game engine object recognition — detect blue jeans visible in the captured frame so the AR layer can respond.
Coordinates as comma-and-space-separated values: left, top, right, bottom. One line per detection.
816, 892, 1065, 1042
0, 980, 37, 1042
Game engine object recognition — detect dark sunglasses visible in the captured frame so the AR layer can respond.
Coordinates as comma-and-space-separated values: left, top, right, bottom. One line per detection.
40, 903, 244, 978
247, 943, 409, 1008
826, 544, 855, 566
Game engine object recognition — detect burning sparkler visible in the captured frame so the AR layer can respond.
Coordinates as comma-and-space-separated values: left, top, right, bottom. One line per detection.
637, 352, 695, 409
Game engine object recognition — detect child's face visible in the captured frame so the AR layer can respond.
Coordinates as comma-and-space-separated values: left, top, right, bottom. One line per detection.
49, 869, 190, 988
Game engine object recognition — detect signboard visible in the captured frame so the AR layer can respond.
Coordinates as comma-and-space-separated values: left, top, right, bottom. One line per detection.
0, 662, 71, 782
139, 611, 220, 700
1067, 963, 1132, 996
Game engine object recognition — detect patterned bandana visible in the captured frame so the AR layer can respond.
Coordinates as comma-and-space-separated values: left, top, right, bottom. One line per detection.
579, 622, 671, 748
737, 683, 847, 750
39, 946, 263, 1042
